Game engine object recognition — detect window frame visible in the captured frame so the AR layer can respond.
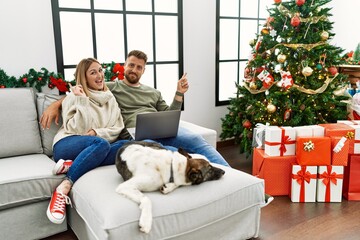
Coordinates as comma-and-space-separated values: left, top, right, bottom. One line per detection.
51, 0, 184, 92
215, 0, 266, 106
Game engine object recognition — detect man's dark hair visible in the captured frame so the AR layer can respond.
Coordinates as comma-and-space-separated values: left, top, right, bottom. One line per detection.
127, 50, 148, 64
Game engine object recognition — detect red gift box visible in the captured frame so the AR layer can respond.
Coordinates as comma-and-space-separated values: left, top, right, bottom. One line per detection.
296, 137, 331, 166
319, 123, 355, 154
253, 148, 296, 196
343, 154, 360, 201
331, 136, 350, 166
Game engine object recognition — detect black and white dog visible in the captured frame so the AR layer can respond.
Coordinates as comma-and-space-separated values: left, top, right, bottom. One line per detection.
115, 141, 225, 233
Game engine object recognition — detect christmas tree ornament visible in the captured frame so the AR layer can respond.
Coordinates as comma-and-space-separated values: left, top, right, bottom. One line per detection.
261, 28, 269, 35
302, 66, 313, 77
22, 77, 27, 83
320, 31, 329, 41
270, 29, 277, 38
296, 0, 306, 6
316, 63, 323, 70
328, 66, 338, 75
274, 0, 282, 4
267, 103, 277, 113
291, 14, 301, 27
284, 109, 292, 120
257, 69, 274, 88
300, 104, 305, 111
249, 39, 255, 46
277, 54, 287, 63
278, 70, 294, 89
249, 81, 257, 90
242, 120, 252, 129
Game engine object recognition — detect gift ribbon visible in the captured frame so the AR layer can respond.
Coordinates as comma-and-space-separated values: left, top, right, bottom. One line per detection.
265, 127, 295, 156
292, 166, 317, 202
254, 123, 270, 148
319, 166, 343, 202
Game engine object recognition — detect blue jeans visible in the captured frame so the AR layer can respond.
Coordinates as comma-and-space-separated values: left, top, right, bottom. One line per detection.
53, 135, 129, 184
156, 127, 230, 167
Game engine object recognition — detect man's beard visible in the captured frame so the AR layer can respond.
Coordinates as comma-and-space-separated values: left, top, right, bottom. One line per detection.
124, 72, 140, 84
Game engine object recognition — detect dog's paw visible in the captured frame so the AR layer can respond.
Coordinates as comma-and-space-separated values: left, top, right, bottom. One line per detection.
139, 211, 152, 233
160, 184, 169, 194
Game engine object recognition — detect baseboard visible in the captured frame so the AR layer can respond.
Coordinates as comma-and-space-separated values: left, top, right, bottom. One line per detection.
216, 138, 235, 149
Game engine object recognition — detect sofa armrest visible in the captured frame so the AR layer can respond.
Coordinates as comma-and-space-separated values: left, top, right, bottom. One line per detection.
179, 120, 217, 148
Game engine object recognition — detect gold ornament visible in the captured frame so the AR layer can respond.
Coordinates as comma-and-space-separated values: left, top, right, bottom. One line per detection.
249, 82, 257, 90
320, 31, 329, 41
302, 66, 313, 77
261, 28, 269, 35
267, 103, 276, 113
277, 54, 287, 63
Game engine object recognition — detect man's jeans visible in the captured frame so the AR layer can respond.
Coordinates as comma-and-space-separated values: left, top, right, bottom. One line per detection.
157, 127, 230, 167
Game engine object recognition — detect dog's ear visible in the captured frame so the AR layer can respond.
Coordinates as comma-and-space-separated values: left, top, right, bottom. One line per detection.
178, 148, 192, 158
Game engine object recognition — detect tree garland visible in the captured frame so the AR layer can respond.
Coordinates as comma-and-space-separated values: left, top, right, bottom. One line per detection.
0, 62, 124, 93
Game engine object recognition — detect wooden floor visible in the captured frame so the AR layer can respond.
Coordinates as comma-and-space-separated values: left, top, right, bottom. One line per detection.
43, 144, 360, 240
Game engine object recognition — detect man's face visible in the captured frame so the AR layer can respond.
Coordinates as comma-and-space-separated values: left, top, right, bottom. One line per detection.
124, 56, 146, 84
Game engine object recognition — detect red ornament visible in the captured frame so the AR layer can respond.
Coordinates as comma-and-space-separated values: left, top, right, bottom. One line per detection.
0, 85, 5, 88
328, 66, 338, 75
291, 15, 301, 27
243, 120, 252, 129
22, 77, 27, 83
284, 109, 292, 120
38, 77, 42, 81
274, 0, 282, 4
296, 0, 305, 6
112, 63, 125, 80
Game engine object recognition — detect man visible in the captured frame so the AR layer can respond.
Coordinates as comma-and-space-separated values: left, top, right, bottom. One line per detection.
41, 50, 230, 167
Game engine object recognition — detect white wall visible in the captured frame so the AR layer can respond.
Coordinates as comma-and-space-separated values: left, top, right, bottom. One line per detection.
0, 0, 356, 140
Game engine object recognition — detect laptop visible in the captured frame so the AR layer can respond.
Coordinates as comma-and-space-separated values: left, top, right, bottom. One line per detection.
127, 110, 181, 140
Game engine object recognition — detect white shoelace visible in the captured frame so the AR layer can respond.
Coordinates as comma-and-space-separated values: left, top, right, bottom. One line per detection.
52, 191, 72, 213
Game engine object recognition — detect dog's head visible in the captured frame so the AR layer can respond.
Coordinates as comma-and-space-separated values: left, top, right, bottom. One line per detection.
178, 148, 225, 185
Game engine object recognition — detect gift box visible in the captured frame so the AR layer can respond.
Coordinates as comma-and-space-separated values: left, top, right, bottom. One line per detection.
343, 154, 360, 200
318, 123, 355, 154
264, 126, 296, 156
253, 148, 296, 196
252, 123, 270, 149
296, 137, 331, 166
317, 165, 344, 202
347, 125, 360, 154
337, 120, 360, 125
290, 165, 317, 202
331, 136, 350, 166
293, 125, 324, 137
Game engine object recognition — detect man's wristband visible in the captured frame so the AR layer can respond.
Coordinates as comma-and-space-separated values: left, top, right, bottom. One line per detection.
176, 91, 184, 97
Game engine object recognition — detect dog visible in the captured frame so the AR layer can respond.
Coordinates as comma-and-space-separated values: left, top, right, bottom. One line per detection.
115, 141, 225, 233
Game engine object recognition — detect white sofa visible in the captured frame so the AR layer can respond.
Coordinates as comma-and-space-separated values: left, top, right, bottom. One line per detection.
0, 88, 266, 240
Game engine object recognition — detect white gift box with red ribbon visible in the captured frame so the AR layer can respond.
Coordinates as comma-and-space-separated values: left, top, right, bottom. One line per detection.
290, 165, 317, 202
293, 125, 324, 137
316, 165, 344, 202
264, 126, 296, 156
337, 120, 360, 125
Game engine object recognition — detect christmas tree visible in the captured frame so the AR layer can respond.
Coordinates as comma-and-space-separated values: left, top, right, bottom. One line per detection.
220, 0, 350, 156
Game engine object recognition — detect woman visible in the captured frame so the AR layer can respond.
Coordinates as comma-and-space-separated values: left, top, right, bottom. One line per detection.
47, 58, 127, 224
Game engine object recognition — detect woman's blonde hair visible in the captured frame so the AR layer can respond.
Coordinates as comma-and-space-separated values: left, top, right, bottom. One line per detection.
74, 58, 108, 96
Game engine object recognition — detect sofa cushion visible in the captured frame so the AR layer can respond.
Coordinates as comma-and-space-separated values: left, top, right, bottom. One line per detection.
70, 164, 265, 239
0, 88, 43, 158
36, 93, 64, 156
0, 154, 64, 210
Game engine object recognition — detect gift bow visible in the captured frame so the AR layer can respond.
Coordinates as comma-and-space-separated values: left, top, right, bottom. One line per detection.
292, 166, 317, 202
254, 123, 270, 148
265, 127, 295, 156
319, 166, 343, 202
303, 140, 315, 152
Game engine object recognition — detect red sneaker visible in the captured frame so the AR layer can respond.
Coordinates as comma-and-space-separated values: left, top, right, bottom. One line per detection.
46, 189, 71, 224
52, 159, 73, 175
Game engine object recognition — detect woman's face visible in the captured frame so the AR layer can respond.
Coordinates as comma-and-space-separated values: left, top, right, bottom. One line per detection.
86, 62, 105, 91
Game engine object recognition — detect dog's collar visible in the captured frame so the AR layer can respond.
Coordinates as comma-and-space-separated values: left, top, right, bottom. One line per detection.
169, 159, 174, 183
